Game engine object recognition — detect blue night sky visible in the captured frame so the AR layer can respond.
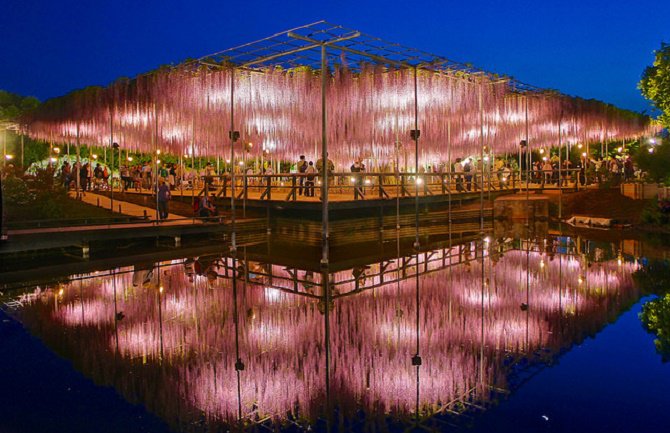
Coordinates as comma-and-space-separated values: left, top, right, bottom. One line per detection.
1, 0, 669, 114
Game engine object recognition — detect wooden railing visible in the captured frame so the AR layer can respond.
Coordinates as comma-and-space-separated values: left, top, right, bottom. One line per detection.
190, 168, 584, 202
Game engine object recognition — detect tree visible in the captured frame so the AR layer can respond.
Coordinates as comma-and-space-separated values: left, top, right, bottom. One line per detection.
639, 43, 670, 128
636, 261, 670, 362
640, 293, 670, 362
633, 137, 670, 182
0, 89, 40, 122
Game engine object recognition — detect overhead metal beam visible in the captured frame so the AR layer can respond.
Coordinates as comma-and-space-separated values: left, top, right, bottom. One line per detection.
289, 31, 408, 67
240, 43, 322, 68
237, 31, 361, 69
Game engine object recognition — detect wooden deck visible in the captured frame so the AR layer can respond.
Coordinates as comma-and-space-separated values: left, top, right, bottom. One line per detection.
114, 170, 584, 212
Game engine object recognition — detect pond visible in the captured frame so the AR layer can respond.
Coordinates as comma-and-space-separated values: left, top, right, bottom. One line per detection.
1, 227, 669, 432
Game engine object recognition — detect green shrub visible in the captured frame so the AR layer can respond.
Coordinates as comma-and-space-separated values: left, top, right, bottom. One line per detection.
640, 293, 670, 362
2, 175, 33, 206
641, 199, 670, 225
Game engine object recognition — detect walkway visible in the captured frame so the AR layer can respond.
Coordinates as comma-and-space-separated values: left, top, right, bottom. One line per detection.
73, 191, 187, 222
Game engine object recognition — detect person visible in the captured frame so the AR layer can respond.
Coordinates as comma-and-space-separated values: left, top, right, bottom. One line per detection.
463, 159, 473, 191
204, 162, 215, 187
157, 179, 171, 220
350, 158, 364, 200
304, 161, 316, 197
610, 157, 621, 185
297, 155, 308, 195
141, 161, 151, 190
86, 162, 93, 190
245, 166, 255, 187
94, 163, 103, 190
495, 158, 505, 184
60, 161, 71, 189
159, 163, 169, 182
577, 160, 586, 186
120, 165, 131, 191
168, 164, 176, 189
624, 157, 634, 182
561, 159, 572, 186
199, 193, 218, 218
316, 153, 335, 173
80, 162, 89, 192
131, 165, 142, 191
542, 159, 553, 185
533, 161, 542, 183
102, 164, 110, 189
453, 158, 464, 192
502, 164, 512, 188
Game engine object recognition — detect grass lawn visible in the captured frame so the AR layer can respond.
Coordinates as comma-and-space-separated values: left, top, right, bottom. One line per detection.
4, 196, 130, 228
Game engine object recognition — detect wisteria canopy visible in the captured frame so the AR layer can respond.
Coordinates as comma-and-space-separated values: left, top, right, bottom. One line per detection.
23, 21, 657, 168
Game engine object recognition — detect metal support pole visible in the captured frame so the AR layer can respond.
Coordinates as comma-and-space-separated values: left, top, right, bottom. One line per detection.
321, 269, 331, 428
558, 111, 563, 220
413, 66, 420, 250
230, 67, 237, 252
447, 118, 452, 239
525, 96, 530, 224
191, 118, 195, 219
110, 111, 114, 213
518, 98, 522, 181
320, 43, 329, 266
478, 82, 485, 233
154, 103, 159, 222
76, 123, 81, 199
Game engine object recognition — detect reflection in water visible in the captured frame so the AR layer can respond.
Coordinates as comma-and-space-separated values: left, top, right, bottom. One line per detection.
10, 236, 639, 431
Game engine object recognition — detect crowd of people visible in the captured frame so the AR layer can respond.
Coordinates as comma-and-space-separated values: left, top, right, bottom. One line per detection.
38, 149, 645, 203
57, 161, 112, 192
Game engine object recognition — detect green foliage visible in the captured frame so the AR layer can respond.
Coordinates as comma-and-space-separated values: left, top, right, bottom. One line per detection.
633, 138, 670, 182
639, 42, 670, 128
640, 293, 670, 362
1, 174, 32, 206
2, 166, 68, 220
0, 89, 40, 121
641, 200, 670, 225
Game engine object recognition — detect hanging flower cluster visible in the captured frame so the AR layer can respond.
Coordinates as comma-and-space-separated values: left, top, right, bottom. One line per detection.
23, 62, 656, 169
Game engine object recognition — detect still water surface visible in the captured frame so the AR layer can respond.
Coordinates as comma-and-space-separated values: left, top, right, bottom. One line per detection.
1, 232, 669, 432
